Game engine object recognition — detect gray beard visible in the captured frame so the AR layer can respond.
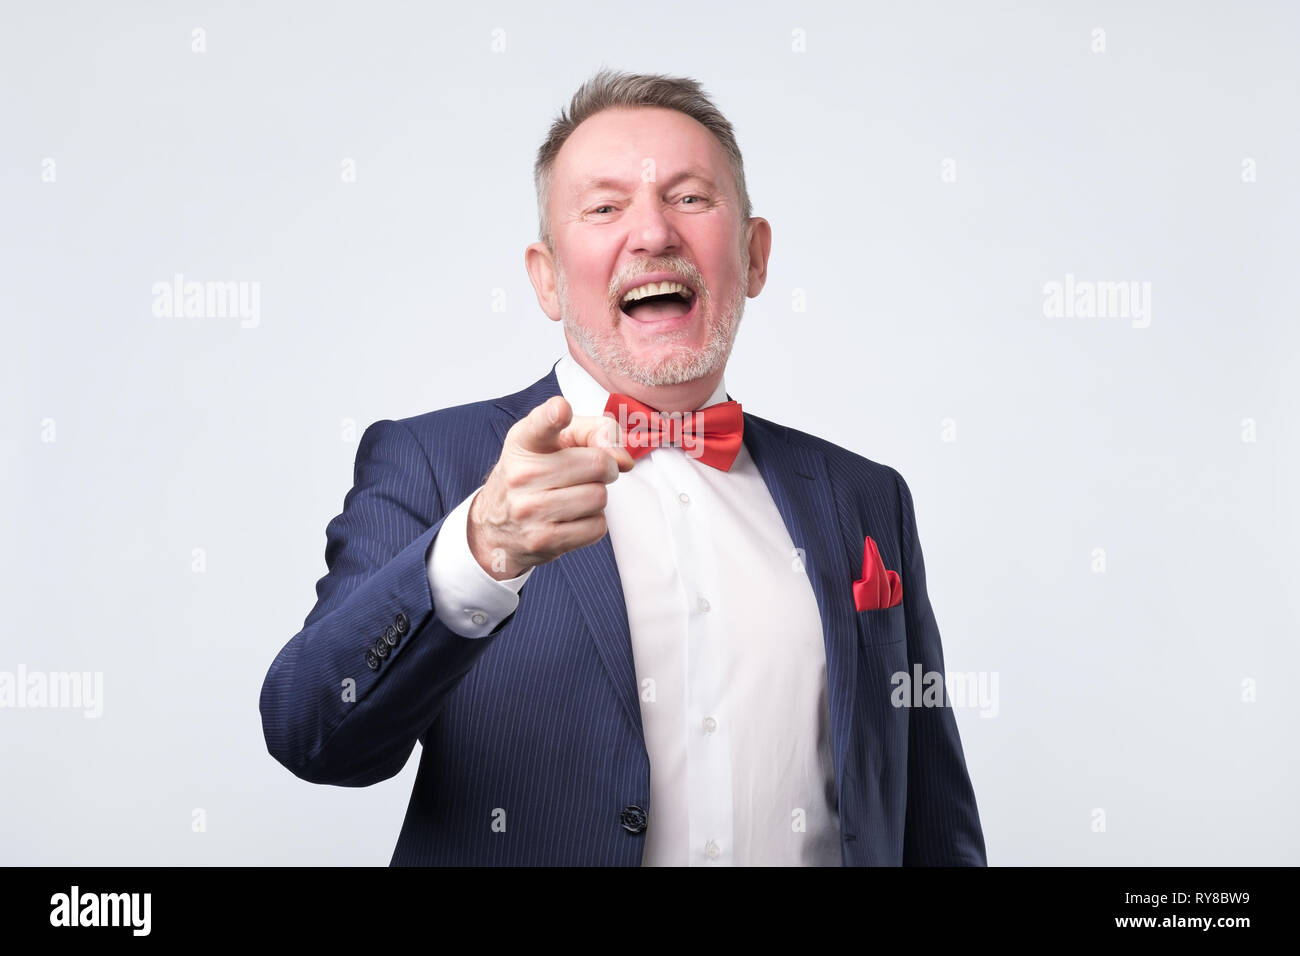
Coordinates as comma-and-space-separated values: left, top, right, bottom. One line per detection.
558, 257, 748, 388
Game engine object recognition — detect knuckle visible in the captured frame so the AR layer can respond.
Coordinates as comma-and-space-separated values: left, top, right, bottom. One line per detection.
512, 494, 538, 522
520, 526, 548, 555
507, 460, 544, 488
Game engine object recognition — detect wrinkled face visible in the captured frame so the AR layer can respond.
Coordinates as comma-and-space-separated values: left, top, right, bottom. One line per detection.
547, 106, 752, 388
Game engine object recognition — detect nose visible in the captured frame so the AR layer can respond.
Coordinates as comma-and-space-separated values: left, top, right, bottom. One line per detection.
624, 189, 681, 258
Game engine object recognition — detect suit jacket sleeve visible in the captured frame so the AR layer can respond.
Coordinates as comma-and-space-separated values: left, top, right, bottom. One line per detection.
259, 419, 513, 787
894, 469, 989, 865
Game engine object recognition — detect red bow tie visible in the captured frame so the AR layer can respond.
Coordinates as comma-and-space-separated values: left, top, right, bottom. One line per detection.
603, 392, 744, 471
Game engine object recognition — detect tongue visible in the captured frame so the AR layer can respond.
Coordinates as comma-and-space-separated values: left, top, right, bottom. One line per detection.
625, 296, 690, 321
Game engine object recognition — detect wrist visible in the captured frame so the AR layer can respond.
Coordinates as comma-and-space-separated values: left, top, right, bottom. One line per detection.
468, 491, 520, 581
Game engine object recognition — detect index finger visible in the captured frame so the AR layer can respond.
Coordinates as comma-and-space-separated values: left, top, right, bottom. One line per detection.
513, 395, 576, 455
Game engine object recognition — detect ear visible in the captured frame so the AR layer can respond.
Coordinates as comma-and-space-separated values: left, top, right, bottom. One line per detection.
525, 241, 562, 322
743, 217, 772, 297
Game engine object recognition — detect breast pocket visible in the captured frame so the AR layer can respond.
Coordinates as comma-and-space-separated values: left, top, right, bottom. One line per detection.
857, 601, 906, 647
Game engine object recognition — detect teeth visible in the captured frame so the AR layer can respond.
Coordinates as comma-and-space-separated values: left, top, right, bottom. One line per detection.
621, 280, 693, 305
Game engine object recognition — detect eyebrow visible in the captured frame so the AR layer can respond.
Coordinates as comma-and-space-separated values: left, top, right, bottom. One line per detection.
572, 168, 719, 198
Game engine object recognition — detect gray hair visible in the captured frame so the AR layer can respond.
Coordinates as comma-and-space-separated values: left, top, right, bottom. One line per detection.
533, 68, 753, 248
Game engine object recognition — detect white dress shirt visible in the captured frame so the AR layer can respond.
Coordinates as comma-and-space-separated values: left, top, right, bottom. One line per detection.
426, 354, 840, 866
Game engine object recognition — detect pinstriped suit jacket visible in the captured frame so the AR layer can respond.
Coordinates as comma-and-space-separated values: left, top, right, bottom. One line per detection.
259, 363, 987, 866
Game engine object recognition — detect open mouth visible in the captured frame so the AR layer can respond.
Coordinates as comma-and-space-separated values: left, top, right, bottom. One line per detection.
618, 280, 697, 323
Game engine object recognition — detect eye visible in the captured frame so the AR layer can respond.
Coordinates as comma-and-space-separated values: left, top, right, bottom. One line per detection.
679, 195, 705, 205
591, 204, 616, 215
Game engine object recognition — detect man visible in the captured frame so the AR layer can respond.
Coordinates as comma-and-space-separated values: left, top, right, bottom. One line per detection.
259, 69, 987, 866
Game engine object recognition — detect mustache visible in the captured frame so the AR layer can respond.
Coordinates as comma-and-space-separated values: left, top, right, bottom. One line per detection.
608, 260, 707, 302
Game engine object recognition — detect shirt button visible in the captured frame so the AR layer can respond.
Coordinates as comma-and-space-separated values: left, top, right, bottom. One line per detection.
678, 492, 690, 505
702, 716, 718, 734
697, 596, 710, 613
469, 610, 488, 627
705, 840, 721, 860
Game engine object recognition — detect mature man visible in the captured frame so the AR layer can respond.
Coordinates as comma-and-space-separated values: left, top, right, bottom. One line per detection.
260, 69, 987, 866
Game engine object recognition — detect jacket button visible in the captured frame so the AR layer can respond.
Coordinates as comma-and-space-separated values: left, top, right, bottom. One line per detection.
620, 805, 648, 834
394, 612, 410, 636
383, 624, 399, 647
365, 648, 380, 671
373, 636, 390, 659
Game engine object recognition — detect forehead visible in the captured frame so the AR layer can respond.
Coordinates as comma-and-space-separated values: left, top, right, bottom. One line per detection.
553, 106, 728, 196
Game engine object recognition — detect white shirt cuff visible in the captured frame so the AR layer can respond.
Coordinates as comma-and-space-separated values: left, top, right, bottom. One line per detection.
426, 486, 533, 638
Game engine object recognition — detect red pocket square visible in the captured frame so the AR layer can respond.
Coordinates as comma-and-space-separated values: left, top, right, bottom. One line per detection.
853, 535, 902, 611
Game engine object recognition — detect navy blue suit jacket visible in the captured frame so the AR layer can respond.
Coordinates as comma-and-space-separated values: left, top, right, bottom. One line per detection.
259, 364, 987, 865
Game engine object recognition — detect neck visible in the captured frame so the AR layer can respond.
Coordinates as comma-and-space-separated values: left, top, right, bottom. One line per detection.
567, 343, 724, 413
